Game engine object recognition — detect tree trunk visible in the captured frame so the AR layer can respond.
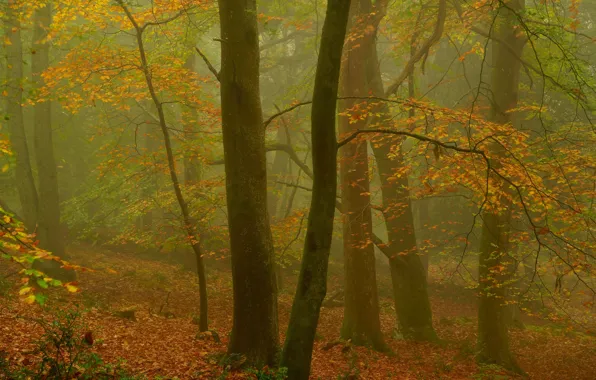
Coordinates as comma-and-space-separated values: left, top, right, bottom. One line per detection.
182, 53, 208, 332
477, 0, 525, 373
183, 54, 201, 184
218, 0, 279, 366
364, 2, 436, 341
281, 1, 351, 378
267, 125, 289, 220
3, 5, 38, 231
338, 0, 385, 350
31, 3, 69, 271
117, 0, 209, 332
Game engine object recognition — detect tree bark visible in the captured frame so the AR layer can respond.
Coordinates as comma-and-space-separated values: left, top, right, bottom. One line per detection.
281, 1, 351, 378
338, 0, 385, 350
477, 0, 525, 373
364, 1, 436, 341
3, 4, 38, 231
218, 0, 279, 366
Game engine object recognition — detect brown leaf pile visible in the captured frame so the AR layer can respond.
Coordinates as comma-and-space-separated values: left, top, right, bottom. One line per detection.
1, 244, 594, 379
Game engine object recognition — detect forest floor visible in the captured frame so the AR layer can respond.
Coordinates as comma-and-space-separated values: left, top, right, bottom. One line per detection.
1, 244, 595, 379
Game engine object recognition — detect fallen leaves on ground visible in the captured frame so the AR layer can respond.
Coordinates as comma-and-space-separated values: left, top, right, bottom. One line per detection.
0, 244, 594, 379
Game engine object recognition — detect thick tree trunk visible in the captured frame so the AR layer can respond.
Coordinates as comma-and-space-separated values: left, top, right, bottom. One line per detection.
477, 0, 525, 373
3, 6, 38, 231
373, 138, 436, 341
339, 0, 385, 350
218, 0, 279, 366
364, 2, 436, 341
281, 1, 351, 378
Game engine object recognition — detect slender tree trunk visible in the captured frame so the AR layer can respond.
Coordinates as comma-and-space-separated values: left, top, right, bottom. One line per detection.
182, 53, 208, 332
138, 103, 158, 233
281, 1, 351, 378
339, 0, 385, 350
118, 0, 208, 332
218, 0, 278, 366
3, 5, 38, 231
364, 2, 436, 341
267, 125, 289, 220
477, 0, 525, 373
183, 54, 201, 184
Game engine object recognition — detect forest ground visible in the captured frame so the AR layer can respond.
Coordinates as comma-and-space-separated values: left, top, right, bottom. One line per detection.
1, 245, 595, 379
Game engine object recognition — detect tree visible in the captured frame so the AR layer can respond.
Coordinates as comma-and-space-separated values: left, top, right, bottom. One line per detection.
218, 0, 279, 366
366, 0, 439, 341
338, 0, 385, 349
476, 0, 526, 372
281, 0, 352, 378
116, 0, 209, 332
2, 1, 38, 231
30, 1, 74, 281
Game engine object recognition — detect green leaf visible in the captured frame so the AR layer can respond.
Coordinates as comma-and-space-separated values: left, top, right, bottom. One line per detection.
35, 293, 47, 305
37, 278, 49, 289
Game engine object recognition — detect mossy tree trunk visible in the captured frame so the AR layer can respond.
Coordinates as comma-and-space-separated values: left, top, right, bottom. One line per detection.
218, 0, 279, 366
281, 1, 351, 378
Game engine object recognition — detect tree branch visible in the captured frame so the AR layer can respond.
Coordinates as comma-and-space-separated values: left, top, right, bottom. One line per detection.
195, 47, 220, 81
385, 0, 447, 96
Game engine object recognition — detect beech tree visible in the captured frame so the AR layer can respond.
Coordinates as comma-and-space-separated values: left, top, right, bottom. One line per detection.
338, 0, 385, 349
218, 0, 279, 366
281, 0, 351, 378
476, 0, 526, 372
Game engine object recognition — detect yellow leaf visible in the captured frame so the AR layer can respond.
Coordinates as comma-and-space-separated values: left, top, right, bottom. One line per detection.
23, 295, 36, 304
64, 283, 79, 293
19, 286, 32, 295
1, 164, 9, 173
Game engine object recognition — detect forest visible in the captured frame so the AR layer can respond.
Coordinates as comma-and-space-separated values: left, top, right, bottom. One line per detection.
0, 0, 595, 379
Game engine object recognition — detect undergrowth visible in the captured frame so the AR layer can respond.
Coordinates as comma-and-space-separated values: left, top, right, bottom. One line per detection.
0, 307, 142, 379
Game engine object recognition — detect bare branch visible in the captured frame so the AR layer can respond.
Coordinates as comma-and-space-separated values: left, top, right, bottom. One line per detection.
195, 47, 220, 81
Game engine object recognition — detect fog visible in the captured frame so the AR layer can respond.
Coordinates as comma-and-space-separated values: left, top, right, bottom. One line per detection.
0, 0, 594, 379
